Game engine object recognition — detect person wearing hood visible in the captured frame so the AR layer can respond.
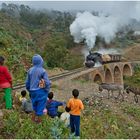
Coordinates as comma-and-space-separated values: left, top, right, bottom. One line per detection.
26, 54, 51, 123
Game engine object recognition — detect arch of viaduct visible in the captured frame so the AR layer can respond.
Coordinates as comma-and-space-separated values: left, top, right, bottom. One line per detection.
75, 62, 134, 85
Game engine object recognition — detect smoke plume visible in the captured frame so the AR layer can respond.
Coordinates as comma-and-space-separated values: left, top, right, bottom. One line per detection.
70, 2, 140, 50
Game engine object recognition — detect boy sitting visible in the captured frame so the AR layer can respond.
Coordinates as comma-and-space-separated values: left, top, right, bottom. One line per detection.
46, 92, 65, 118
20, 90, 33, 114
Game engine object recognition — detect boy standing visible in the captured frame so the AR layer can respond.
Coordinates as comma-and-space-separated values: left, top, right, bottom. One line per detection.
67, 89, 84, 137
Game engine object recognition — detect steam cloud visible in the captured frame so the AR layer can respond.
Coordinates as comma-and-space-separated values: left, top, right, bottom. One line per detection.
70, 2, 140, 50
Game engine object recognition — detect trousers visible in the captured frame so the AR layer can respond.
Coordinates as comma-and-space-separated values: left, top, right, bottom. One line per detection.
70, 114, 80, 136
3, 88, 12, 109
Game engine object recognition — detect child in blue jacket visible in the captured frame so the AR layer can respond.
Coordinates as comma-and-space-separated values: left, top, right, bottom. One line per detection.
46, 92, 65, 118
26, 54, 51, 123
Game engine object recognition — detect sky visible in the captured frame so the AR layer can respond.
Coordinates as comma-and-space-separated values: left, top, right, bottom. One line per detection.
0, 1, 139, 13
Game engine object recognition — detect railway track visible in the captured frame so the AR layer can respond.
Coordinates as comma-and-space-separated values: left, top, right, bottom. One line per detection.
7, 60, 140, 90
12, 67, 86, 90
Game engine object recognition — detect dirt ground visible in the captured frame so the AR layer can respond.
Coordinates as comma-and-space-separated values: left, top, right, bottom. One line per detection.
52, 78, 140, 112
52, 78, 139, 102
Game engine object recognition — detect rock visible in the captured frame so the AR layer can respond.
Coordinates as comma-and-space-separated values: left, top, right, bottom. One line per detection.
128, 127, 133, 130
106, 104, 109, 107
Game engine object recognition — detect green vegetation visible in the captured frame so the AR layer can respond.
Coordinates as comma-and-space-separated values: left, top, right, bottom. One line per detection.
81, 99, 140, 139
1, 2, 140, 83
0, 4, 83, 83
114, 29, 138, 48
1, 2, 140, 139
0, 12, 34, 84
1, 111, 70, 139
1, 97, 140, 139
124, 64, 140, 87
122, 103, 140, 122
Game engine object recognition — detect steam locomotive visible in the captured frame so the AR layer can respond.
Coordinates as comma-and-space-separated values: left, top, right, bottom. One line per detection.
85, 51, 121, 68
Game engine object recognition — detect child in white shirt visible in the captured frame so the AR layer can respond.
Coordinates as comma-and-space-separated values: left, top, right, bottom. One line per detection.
60, 106, 70, 127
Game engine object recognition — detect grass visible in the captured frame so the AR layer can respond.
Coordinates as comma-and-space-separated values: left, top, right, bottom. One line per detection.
51, 84, 60, 89
80, 101, 140, 139
1, 111, 71, 139
1, 96, 140, 139
121, 103, 140, 122
124, 64, 140, 87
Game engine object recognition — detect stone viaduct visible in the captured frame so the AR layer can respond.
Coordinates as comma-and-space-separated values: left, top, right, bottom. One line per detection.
74, 62, 134, 85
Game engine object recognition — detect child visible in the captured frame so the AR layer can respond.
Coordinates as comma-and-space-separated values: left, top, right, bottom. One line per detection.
67, 89, 84, 137
0, 56, 12, 109
20, 90, 33, 114
19, 90, 27, 103
60, 106, 70, 127
46, 92, 65, 118
26, 54, 51, 123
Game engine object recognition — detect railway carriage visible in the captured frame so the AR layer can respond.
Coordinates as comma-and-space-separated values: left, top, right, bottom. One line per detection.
85, 51, 122, 68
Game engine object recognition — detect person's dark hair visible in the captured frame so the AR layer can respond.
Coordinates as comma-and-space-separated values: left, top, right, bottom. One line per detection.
21, 90, 27, 97
72, 89, 79, 98
0, 56, 5, 65
65, 106, 70, 112
48, 92, 54, 99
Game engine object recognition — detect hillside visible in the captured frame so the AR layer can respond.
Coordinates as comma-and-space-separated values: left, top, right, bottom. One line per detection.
123, 44, 140, 61
1, 3, 140, 84
0, 11, 36, 83
0, 9, 84, 84
0, 12, 32, 45
1, 3, 140, 139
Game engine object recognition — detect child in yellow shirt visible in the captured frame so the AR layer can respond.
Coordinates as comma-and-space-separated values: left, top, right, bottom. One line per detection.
67, 89, 84, 137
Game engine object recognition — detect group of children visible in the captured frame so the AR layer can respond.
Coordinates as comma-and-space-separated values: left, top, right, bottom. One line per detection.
19, 89, 84, 137
0, 54, 84, 137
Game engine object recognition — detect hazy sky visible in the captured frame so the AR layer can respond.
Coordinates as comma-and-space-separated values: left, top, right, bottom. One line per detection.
0, 1, 138, 13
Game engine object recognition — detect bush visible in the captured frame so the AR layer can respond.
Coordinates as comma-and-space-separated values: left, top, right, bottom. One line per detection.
43, 35, 84, 70
1, 110, 70, 139
124, 64, 140, 87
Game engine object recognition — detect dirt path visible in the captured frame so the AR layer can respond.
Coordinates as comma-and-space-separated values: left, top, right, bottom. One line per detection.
52, 79, 99, 102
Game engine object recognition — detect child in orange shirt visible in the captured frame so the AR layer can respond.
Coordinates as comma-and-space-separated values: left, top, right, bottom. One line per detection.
67, 89, 84, 137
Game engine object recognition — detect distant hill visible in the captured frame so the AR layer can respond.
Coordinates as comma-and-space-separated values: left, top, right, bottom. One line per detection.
123, 44, 140, 61
0, 11, 32, 43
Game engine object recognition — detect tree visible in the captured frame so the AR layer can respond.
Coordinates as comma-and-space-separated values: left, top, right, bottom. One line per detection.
1, 3, 20, 18
44, 37, 68, 68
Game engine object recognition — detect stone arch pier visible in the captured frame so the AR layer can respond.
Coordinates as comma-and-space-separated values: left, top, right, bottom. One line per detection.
74, 62, 133, 85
